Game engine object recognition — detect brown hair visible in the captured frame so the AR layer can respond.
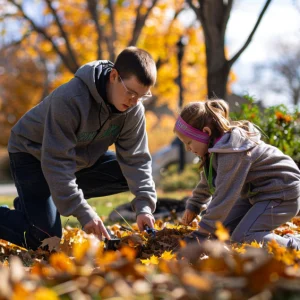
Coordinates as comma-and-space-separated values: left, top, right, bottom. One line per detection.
178, 99, 257, 140
114, 46, 157, 86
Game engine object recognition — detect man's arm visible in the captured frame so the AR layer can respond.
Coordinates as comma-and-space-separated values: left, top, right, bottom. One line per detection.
115, 104, 157, 229
41, 95, 108, 238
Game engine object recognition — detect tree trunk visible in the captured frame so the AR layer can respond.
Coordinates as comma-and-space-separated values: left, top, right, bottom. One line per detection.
187, 0, 272, 100
207, 63, 230, 99
191, 0, 232, 99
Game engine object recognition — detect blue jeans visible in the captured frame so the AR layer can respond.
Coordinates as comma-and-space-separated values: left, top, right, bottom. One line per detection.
0, 151, 129, 250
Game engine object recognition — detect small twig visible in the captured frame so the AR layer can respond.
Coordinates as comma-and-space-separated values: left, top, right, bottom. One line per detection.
23, 231, 28, 249
64, 219, 69, 228
113, 209, 134, 231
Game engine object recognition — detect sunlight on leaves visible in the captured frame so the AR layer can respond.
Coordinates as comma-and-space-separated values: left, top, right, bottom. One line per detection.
215, 221, 230, 242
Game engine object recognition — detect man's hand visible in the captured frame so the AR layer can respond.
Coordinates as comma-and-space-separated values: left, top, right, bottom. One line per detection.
83, 217, 111, 240
137, 213, 155, 231
181, 209, 198, 226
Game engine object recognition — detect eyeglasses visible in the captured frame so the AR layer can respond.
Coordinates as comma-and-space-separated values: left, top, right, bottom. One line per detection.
118, 75, 152, 102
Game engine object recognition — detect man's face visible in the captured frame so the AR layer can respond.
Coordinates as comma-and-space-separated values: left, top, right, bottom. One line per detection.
108, 69, 152, 112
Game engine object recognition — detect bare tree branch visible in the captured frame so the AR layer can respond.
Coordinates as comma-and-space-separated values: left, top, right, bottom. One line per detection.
107, 0, 117, 61
228, 0, 272, 67
129, 0, 159, 46
44, 0, 78, 69
86, 0, 103, 59
0, 31, 31, 52
0, 13, 20, 19
7, 0, 78, 73
186, 0, 203, 24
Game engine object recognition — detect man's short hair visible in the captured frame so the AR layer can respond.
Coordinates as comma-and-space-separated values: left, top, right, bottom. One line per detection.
114, 47, 156, 86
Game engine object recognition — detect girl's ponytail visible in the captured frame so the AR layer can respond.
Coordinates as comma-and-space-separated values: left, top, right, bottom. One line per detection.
205, 99, 231, 133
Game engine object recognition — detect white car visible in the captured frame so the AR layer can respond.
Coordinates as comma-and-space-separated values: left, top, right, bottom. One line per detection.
151, 137, 199, 184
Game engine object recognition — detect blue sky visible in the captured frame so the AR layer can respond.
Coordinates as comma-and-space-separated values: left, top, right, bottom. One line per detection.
227, 0, 300, 107
2, 0, 299, 107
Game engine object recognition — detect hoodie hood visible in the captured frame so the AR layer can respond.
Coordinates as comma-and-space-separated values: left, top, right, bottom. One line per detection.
209, 123, 261, 153
75, 60, 141, 116
75, 60, 113, 105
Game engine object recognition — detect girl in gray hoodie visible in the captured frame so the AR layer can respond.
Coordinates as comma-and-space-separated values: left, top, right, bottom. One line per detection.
175, 99, 300, 249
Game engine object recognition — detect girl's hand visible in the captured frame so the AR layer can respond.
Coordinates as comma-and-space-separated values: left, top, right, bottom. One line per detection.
181, 209, 198, 226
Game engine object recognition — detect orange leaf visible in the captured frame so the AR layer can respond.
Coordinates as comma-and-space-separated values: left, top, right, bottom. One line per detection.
215, 222, 230, 242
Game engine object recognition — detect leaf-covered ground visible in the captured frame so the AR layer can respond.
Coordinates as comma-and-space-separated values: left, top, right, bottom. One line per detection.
1, 217, 300, 299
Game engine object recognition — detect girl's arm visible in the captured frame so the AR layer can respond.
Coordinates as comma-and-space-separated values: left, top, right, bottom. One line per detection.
186, 170, 212, 215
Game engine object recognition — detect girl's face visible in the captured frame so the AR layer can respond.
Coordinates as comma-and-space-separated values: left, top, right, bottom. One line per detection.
176, 131, 209, 159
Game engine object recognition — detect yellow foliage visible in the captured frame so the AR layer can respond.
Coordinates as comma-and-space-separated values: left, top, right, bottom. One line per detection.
33, 287, 59, 300
49, 252, 76, 273
1, 0, 236, 152
12, 283, 31, 300
181, 272, 212, 291
215, 221, 230, 242
73, 239, 91, 262
161, 250, 176, 260
140, 254, 159, 265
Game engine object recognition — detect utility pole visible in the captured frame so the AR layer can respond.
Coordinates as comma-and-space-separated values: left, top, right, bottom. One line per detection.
176, 36, 187, 173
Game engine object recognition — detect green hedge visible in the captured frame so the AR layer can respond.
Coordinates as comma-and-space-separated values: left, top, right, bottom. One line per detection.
230, 95, 300, 163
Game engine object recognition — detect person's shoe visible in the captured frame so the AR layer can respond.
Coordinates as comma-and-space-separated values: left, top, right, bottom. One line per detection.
0, 205, 9, 208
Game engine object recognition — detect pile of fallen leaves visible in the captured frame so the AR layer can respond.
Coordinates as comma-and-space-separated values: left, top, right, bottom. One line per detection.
1, 218, 300, 299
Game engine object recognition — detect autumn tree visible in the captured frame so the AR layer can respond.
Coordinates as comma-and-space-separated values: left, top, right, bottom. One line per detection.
186, 0, 272, 99
1, 0, 210, 151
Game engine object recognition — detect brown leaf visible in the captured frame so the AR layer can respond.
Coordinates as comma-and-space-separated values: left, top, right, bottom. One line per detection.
40, 236, 61, 252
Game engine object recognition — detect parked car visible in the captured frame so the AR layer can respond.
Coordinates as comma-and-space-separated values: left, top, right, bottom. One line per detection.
151, 137, 199, 184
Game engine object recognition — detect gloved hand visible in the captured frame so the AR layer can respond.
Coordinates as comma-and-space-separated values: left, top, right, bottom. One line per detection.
181, 209, 198, 226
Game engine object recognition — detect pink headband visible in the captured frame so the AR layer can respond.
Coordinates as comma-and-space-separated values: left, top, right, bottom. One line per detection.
175, 116, 210, 144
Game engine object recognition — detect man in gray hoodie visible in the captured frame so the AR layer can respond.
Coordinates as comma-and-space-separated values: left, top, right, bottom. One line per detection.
1, 47, 157, 249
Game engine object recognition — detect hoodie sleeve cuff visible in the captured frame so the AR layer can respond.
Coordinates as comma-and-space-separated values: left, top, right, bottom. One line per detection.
72, 202, 99, 227
199, 220, 215, 234
133, 199, 153, 216
186, 203, 201, 215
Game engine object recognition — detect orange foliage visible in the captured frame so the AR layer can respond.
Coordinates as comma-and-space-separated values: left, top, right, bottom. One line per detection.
1, 0, 236, 152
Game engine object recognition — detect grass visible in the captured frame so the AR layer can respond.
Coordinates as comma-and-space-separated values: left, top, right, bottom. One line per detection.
0, 189, 191, 228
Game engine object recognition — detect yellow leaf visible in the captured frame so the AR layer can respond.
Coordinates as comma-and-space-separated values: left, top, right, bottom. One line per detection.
73, 239, 90, 262
161, 251, 176, 261
140, 258, 151, 265
215, 222, 230, 241
250, 241, 263, 248
141, 255, 159, 265
33, 287, 59, 300
182, 272, 211, 291
149, 255, 159, 265
49, 252, 76, 273
12, 283, 30, 300
120, 246, 136, 261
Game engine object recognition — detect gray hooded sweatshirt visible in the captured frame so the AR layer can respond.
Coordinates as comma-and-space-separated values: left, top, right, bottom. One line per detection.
8, 60, 157, 226
186, 126, 300, 233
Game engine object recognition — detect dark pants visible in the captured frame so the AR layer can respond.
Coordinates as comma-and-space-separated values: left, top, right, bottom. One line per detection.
0, 151, 129, 250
